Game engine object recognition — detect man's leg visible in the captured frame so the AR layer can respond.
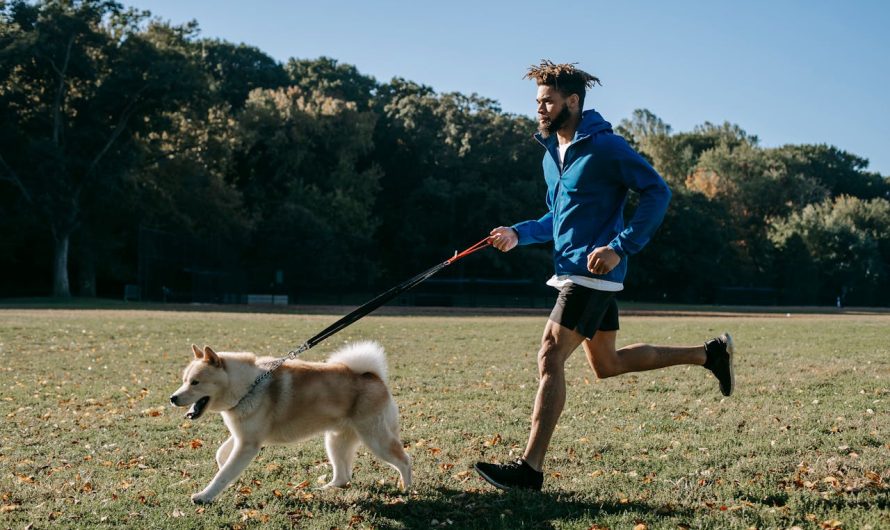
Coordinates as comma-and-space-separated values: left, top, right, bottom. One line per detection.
582, 331, 705, 378
474, 318, 586, 491
583, 331, 735, 396
522, 319, 587, 471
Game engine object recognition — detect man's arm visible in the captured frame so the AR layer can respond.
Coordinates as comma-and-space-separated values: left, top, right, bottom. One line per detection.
606, 141, 671, 258
511, 211, 554, 245
490, 210, 553, 253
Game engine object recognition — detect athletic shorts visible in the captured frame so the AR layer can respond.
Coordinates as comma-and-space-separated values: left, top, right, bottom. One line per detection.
548, 283, 619, 339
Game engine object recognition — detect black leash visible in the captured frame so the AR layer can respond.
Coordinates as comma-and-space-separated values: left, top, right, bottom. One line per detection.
230, 237, 492, 410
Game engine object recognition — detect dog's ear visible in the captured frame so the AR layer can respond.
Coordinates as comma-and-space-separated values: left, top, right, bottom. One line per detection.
192, 344, 203, 359
203, 345, 222, 367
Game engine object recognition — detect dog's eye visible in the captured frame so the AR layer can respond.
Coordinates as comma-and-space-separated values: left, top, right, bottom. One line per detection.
190, 380, 199, 386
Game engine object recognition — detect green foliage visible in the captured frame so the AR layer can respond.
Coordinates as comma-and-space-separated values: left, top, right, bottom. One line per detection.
626, 188, 737, 302
769, 196, 890, 305
2, 1, 889, 305
198, 39, 289, 109
0, 0, 207, 296
234, 86, 382, 289
286, 56, 378, 109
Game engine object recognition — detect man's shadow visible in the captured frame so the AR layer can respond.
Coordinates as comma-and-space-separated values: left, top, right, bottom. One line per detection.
343, 486, 694, 530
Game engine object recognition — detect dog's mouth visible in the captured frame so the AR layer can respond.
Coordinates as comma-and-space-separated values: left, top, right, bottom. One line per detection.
185, 396, 210, 420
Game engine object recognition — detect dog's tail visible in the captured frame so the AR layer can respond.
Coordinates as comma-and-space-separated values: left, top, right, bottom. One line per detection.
327, 341, 388, 382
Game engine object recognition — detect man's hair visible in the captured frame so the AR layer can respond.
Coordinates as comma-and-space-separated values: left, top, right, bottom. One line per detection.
524, 60, 601, 109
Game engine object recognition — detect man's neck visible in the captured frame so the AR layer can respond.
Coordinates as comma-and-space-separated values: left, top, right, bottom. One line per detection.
556, 113, 581, 145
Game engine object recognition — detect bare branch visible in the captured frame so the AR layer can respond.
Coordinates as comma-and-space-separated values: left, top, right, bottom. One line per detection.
0, 153, 33, 204
51, 35, 76, 146
74, 85, 149, 200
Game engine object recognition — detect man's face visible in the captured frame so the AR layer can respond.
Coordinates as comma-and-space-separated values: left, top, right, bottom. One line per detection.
536, 85, 575, 138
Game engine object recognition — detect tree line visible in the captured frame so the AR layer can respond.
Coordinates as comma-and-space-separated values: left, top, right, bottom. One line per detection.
2, 0, 889, 306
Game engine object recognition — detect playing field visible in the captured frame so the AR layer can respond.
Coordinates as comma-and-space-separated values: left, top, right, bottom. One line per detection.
1, 307, 887, 529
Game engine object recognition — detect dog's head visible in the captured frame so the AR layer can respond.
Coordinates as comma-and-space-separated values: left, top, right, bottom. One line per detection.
169, 345, 228, 420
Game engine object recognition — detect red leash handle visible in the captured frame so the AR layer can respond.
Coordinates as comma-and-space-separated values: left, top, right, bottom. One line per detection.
446, 236, 492, 265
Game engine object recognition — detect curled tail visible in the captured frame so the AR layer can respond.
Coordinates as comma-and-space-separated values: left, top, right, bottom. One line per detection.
327, 341, 388, 382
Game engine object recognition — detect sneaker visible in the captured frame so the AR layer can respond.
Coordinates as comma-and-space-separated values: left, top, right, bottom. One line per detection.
474, 459, 543, 491
703, 333, 735, 396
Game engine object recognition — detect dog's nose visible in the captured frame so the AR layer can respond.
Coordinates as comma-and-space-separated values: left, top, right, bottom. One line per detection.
170, 395, 179, 406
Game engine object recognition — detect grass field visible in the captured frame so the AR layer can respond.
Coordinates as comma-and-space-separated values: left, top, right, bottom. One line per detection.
0, 307, 887, 529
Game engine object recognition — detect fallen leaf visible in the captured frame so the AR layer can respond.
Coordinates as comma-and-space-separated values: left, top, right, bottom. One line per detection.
484, 433, 502, 447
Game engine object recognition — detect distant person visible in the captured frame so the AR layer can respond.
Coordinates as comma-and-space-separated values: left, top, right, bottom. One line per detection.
474, 60, 735, 491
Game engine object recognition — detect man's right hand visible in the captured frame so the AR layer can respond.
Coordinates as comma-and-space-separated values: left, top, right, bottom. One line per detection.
489, 226, 518, 252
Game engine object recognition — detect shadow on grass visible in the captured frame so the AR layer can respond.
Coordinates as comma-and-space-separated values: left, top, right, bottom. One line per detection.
343, 486, 695, 530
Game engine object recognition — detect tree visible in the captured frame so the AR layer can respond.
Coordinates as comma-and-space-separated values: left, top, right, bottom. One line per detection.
369, 79, 546, 285
234, 86, 382, 292
198, 39, 288, 109
0, 0, 203, 296
773, 144, 890, 200
286, 56, 378, 110
769, 196, 890, 305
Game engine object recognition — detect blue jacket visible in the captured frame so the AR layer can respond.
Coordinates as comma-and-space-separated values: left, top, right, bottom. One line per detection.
512, 109, 671, 285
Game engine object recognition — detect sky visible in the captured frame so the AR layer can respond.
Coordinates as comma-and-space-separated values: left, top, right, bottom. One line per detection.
128, 0, 890, 176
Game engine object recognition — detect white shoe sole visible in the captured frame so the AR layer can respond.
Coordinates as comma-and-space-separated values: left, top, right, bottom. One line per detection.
723, 332, 735, 396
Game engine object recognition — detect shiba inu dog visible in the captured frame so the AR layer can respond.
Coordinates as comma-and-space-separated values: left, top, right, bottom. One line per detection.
169, 341, 411, 504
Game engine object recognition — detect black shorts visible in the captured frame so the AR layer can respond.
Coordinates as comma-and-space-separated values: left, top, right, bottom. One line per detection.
549, 283, 619, 339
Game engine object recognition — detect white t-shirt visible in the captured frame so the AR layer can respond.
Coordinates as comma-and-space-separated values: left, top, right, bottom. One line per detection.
558, 143, 570, 171
547, 274, 624, 292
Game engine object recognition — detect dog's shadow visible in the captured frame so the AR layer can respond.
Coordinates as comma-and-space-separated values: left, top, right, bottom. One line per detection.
309, 486, 694, 530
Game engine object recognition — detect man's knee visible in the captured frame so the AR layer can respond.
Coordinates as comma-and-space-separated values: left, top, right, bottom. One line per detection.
589, 356, 619, 379
537, 341, 569, 375
585, 345, 621, 379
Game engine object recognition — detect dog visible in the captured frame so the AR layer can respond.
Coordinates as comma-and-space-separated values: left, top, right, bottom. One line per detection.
169, 341, 412, 504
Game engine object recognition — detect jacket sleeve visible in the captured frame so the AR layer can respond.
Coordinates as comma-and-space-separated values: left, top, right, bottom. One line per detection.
511, 211, 554, 245
607, 141, 671, 257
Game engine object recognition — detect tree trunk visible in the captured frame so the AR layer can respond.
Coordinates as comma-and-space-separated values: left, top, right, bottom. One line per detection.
77, 255, 96, 297
52, 232, 71, 298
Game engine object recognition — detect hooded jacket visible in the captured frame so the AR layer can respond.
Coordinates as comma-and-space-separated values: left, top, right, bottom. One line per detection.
511, 109, 671, 288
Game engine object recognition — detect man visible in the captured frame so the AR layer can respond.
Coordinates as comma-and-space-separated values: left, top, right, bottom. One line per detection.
474, 60, 734, 491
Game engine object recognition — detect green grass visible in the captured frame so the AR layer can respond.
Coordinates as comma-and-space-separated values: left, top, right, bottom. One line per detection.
1, 308, 887, 529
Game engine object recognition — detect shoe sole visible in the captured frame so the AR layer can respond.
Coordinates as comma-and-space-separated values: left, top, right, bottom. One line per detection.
473, 464, 541, 491
474, 464, 512, 491
723, 332, 735, 397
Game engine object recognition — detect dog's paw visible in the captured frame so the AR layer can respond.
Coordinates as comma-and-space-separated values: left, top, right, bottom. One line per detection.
191, 492, 215, 504
320, 480, 350, 490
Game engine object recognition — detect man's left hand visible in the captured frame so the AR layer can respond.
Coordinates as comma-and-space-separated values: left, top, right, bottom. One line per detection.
587, 246, 621, 275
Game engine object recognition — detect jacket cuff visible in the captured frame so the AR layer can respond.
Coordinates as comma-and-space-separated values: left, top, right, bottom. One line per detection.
608, 239, 627, 258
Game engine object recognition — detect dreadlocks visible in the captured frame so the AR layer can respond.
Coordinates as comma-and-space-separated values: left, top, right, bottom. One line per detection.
524, 60, 601, 109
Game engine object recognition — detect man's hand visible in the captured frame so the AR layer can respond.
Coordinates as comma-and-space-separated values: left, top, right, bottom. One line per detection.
587, 246, 621, 275
489, 226, 518, 252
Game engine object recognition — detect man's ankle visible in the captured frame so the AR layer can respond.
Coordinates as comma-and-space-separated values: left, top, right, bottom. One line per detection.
521, 456, 542, 473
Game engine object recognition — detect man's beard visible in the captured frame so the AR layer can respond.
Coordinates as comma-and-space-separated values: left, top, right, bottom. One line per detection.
538, 105, 571, 138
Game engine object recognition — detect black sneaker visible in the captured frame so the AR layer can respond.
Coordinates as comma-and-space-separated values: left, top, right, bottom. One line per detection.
703, 333, 735, 396
474, 459, 543, 491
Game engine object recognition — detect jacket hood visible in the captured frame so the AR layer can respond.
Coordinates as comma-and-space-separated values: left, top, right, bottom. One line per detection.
576, 109, 612, 138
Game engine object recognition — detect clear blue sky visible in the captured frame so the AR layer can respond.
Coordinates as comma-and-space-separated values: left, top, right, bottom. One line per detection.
130, 0, 890, 176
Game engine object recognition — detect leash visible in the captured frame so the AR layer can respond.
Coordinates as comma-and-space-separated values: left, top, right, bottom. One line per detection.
230, 236, 492, 410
